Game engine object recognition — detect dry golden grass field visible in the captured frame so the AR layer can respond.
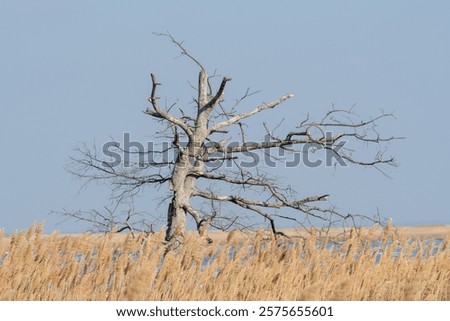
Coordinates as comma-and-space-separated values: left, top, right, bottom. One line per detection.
0, 224, 449, 300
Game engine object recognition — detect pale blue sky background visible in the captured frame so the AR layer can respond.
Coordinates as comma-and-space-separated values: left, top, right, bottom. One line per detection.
1, 1, 449, 233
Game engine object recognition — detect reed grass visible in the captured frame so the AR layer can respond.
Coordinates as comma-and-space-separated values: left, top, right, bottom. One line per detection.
0, 223, 448, 300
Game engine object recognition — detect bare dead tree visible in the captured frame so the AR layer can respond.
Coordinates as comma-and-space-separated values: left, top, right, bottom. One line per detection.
63, 33, 400, 249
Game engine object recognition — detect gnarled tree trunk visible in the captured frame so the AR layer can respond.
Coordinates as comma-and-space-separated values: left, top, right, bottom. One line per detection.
164, 69, 213, 246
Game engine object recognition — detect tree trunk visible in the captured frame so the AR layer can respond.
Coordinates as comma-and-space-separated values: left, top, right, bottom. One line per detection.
165, 196, 186, 250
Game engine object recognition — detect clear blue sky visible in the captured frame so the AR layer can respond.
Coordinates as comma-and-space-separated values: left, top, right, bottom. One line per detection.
1, 1, 449, 233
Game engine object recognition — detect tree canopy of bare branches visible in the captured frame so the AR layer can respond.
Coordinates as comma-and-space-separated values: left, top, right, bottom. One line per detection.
63, 34, 400, 249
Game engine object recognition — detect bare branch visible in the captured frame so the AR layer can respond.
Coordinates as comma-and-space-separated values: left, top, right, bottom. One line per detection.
208, 93, 294, 133
199, 76, 231, 112
183, 203, 202, 226
153, 32, 205, 70
193, 189, 329, 215
144, 73, 193, 138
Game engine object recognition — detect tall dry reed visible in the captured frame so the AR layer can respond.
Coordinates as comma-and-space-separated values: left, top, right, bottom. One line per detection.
0, 224, 448, 300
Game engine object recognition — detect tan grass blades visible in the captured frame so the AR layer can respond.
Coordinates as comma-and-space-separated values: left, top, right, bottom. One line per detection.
0, 223, 448, 300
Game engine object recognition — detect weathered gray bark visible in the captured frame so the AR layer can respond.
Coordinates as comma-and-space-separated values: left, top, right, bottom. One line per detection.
162, 69, 228, 244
